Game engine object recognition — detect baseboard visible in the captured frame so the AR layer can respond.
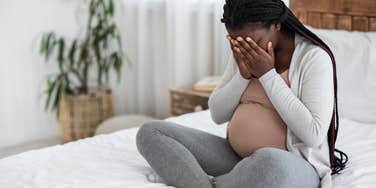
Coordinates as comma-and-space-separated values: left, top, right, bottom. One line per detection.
0, 136, 61, 159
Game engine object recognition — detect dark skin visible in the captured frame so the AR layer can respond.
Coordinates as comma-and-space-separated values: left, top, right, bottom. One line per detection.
226, 23, 296, 79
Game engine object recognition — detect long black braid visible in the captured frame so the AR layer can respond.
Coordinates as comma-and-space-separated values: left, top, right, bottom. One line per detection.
221, 0, 348, 175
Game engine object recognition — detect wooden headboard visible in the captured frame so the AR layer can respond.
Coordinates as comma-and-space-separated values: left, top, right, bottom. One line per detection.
290, 0, 376, 31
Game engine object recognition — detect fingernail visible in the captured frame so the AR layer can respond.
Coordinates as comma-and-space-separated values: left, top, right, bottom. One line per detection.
246, 37, 251, 42
237, 37, 242, 41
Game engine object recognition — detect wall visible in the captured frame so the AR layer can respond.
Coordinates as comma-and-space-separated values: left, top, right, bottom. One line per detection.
0, 0, 84, 149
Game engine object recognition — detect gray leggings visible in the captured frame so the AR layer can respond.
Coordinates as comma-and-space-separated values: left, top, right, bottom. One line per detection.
136, 120, 320, 188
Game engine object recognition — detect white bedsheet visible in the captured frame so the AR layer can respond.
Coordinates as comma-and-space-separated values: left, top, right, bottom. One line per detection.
0, 110, 375, 188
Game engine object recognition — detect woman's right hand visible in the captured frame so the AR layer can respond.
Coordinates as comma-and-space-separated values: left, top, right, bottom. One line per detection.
227, 35, 254, 80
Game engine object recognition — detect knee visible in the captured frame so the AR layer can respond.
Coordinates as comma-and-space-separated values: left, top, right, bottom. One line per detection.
136, 120, 165, 151
252, 147, 319, 188
252, 148, 293, 182
136, 120, 163, 153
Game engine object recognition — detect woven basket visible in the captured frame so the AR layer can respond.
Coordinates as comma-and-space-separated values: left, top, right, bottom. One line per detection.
58, 87, 114, 143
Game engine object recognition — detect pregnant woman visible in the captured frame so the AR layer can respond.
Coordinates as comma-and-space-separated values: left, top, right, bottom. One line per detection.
136, 0, 348, 188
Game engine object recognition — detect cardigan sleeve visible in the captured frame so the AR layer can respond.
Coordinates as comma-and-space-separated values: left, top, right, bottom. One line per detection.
208, 55, 252, 125
258, 48, 334, 148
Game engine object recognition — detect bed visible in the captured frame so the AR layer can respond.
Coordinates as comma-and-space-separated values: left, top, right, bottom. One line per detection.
1, 0, 376, 187
1, 110, 376, 188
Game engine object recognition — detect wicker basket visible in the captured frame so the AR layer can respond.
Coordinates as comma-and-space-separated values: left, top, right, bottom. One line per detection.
58, 88, 114, 143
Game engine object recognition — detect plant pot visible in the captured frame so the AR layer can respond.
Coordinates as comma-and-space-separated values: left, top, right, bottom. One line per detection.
58, 87, 114, 143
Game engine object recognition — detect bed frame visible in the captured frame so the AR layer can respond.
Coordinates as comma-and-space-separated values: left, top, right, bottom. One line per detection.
290, 0, 376, 31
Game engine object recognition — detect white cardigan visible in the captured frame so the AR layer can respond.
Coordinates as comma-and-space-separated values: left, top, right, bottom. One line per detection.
208, 33, 333, 188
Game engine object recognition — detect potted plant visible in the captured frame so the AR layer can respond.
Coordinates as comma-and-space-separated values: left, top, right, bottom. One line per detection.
39, 0, 131, 143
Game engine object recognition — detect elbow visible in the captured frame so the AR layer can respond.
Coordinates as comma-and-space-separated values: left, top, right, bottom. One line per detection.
303, 121, 328, 148
208, 96, 226, 125
304, 137, 325, 148
210, 110, 226, 125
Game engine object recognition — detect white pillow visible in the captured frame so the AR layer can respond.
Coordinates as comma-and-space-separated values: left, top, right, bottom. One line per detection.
305, 25, 376, 124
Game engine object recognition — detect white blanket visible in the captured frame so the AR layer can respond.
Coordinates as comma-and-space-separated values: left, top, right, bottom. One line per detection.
0, 110, 375, 188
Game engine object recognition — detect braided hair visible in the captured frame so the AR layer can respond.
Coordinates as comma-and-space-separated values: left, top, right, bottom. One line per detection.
221, 0, 348, 175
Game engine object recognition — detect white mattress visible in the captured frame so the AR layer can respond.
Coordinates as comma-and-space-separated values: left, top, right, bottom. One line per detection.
0, 110, 375, 188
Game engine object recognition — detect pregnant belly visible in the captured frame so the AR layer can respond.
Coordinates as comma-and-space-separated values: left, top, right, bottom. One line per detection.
228, 102, 288, 158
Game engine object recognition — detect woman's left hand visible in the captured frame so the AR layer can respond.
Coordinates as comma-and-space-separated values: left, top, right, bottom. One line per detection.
232, 36, 275, 79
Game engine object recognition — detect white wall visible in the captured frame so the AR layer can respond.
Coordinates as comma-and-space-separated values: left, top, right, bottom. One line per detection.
0, 0, 85, 149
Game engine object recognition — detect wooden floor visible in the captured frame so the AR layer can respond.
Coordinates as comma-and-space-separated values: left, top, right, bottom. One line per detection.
0, 114, 157, 159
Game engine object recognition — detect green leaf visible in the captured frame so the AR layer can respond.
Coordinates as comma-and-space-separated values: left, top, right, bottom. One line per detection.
93, 20, 106, 46
68, 40, 77, 67
44, 77, 57, 111
108, 52, 122, 83
112, 24, 117, 37
52, 80, 63, 112
44, 74, 65, 112
57, 38, 65, 72
41, 32, 57, 61
94, 44, 102, 63
97, 63, 103, 85
77, 46, 88, 70
40, 34, 47, 54
107, 0, 114, 16
116, 56, 122, 83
